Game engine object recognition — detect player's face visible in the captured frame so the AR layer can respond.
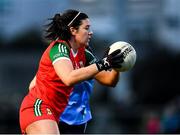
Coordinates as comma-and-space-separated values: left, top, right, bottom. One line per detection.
74, 18, 93, 47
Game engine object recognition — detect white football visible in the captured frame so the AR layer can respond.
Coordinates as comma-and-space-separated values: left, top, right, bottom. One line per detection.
108, 41, 136, 72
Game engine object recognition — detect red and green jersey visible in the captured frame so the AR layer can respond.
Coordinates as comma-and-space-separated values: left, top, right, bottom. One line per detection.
29, 39, 96, 120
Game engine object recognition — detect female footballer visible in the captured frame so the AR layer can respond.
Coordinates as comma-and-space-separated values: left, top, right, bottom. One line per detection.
19, 9, 124, 134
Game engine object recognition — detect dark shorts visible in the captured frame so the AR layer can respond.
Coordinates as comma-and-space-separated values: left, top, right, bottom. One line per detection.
58, 121, 87, 134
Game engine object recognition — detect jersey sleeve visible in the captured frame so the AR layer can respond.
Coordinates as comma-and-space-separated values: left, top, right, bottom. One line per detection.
49, 42, 70, 65
85, 48, 97, 66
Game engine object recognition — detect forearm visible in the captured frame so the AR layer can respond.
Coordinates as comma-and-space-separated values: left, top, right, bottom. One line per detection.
54, 60, 99, 86
95, 69, 120, 87
67, 64, 99, 85
54, 53, 122, 87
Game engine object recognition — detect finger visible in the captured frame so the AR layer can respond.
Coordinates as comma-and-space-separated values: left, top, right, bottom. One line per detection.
112, 58, 124, 63
103, 47, 110, 57
112, 53, 124, 60
112, 64, 122, 68
111, 59, 124, 66
105, 47, 110, 54
110, 49, 121, 57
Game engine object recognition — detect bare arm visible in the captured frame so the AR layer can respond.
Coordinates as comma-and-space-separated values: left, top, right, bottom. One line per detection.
28, 63, 119, 88
95, 69, 120, 87
53, 59, 99, 86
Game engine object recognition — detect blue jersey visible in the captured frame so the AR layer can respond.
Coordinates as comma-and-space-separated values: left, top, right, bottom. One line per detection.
60, 79, 94, 125
59, 47, 97, 125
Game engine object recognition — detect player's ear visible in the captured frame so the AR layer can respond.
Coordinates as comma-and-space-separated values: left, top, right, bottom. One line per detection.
70, 27, 77, 36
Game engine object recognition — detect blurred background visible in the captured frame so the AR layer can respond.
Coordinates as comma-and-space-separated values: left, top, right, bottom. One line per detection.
0, 0, 180, 133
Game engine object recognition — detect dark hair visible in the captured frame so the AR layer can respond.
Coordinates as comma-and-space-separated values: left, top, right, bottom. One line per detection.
45, 9, 89, 41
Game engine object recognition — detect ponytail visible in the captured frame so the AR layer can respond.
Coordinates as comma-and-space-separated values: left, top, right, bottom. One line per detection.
45, 13, 71, 41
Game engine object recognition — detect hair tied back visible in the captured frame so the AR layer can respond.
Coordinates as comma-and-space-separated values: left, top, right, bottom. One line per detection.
53, 13, 61, 23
